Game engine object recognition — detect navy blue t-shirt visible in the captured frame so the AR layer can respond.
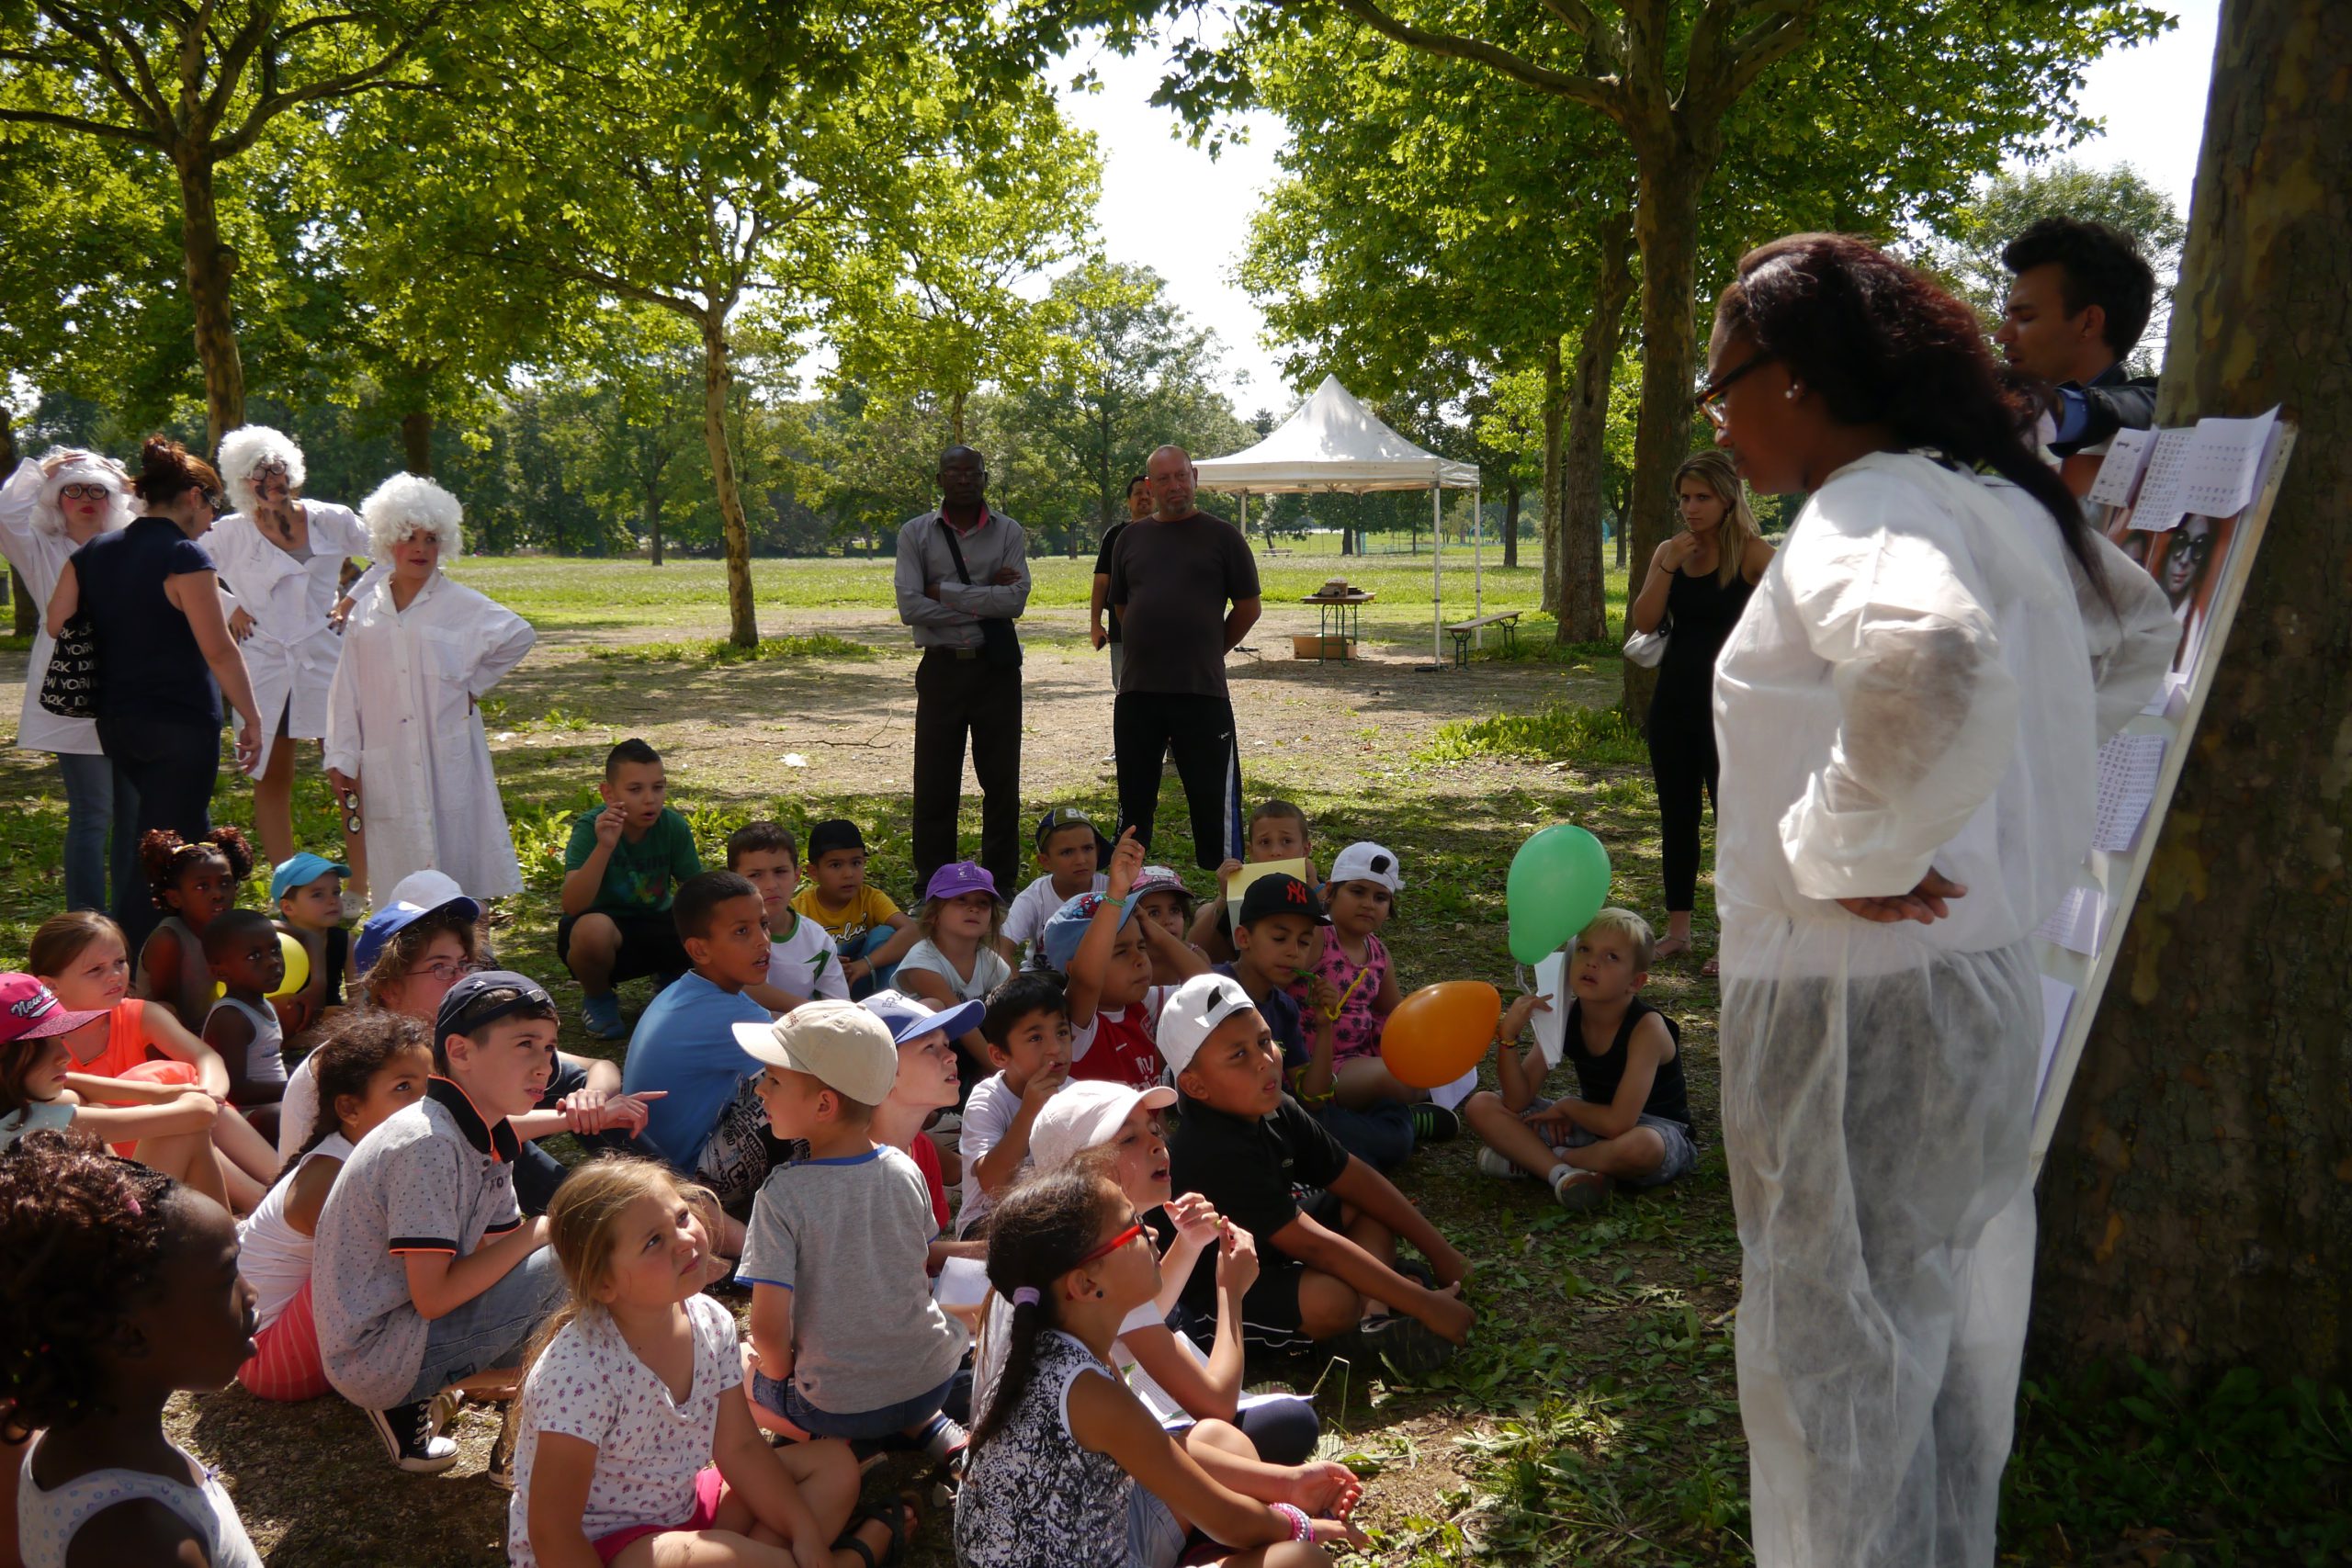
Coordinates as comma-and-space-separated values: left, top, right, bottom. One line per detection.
71, 516, 221, 726
1214, 961, 1308, 1071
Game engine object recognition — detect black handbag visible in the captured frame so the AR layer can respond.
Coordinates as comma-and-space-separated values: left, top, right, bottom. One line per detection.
38, 614, 99, 719
938, 519, 1023, 670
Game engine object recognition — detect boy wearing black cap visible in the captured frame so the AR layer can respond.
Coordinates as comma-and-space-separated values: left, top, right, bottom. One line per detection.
312, 970, 565, 1474
790, 819, 918, 999
997, 806, 1112, 963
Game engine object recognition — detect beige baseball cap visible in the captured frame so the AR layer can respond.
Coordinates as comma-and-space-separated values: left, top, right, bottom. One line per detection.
732, 998, 899, 1106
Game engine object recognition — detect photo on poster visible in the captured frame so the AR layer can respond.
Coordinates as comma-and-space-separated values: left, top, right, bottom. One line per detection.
2149, 508, 2238, 677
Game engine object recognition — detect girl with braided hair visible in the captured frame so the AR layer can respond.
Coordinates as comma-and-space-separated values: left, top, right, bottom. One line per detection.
2, 1134, 265, 1567
130, 827, 256, 1035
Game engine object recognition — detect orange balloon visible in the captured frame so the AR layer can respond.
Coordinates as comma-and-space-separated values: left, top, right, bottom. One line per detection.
1380, 980, 1502, 1089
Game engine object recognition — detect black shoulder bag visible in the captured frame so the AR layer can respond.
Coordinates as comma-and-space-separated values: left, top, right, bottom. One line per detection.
937, 519, 1023, 670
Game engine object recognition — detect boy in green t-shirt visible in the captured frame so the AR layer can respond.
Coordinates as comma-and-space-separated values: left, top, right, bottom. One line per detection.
560, 738, 702, 1037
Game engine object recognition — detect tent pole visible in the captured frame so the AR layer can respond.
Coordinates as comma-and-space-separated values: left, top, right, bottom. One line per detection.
1431, 483, 1443, 668
1474, 481, 1485, 646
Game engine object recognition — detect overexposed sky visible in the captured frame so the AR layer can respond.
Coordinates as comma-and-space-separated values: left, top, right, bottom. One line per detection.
1052, 0, 2222, 414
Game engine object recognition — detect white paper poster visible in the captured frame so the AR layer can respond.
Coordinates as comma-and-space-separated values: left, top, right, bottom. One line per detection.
2086, 426, 2157, 508
2127, 428, 2198, 532
2092, 733, 2168, 852
1532, 953, 1567, 1067
1430, 1068, 1480, 1111
2180, 407, 2281, 518
2035, 975, 2075, 1111
2035, 884, 2107, 958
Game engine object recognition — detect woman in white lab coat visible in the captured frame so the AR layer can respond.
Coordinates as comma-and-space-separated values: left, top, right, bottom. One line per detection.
210, 425, 377, 876
1700, 233, 2174, 1568
324, 474, 535, 901
0, 449, 137, 910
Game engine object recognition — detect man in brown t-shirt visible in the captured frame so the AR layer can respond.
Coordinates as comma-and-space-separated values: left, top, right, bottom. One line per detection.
1104, 445, 1261, 869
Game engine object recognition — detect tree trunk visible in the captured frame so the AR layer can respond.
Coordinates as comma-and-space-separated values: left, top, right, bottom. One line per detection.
949, 389, 968, 447
2, 408, 24, 636
1615, 480, 1630, 568
175, 153, 245, 452
1501, 477, 1520, 569
1560, 208, 1635, 644
699, 314, 758, 647
2031, 0, 2352, 1386
1540, 337, 1566, 616
1618, 142, 1712, 721
400, 409, 433, 475
646, 479, 665, 566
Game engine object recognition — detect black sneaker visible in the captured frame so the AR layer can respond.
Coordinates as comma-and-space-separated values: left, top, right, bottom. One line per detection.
1409, 1102, 1461, 1142
365, 1399, 459, 1473
1346, 1312, 1457, 1380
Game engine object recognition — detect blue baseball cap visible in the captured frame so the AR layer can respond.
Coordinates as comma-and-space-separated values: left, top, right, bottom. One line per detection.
354, 893, 482, 977
1040, 889, 1146, 974
860, 988, 983, 1046
270, 852, 351, 902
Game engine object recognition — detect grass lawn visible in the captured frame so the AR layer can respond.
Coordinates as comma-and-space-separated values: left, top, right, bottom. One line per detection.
0, 553, 2333, 1566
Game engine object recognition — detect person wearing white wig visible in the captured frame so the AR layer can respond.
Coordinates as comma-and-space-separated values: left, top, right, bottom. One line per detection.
324, 474, 536, 901
209, 423, 379, 874
0, 448, 141, 909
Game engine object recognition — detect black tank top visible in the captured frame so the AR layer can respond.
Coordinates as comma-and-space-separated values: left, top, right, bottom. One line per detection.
1647, 563, 1755, 733
1564, 996, 1690, 1129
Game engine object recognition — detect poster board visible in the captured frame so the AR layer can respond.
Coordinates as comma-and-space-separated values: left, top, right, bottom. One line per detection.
2027, 415, 2297, 1179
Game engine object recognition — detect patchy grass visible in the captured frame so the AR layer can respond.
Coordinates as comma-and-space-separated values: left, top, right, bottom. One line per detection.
585, 632, 880, 666
1418, 702, 1650, 769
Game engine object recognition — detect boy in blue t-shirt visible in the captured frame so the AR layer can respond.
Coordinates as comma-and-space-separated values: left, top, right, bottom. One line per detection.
560, 738, 702, 1038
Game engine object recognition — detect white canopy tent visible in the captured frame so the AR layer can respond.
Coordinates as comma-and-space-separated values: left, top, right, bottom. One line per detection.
1193, 375, 1484, 667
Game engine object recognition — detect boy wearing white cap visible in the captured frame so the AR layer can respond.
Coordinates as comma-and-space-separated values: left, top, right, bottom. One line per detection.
1159, 974, 1474, 1378
734, 1001, 970, 1465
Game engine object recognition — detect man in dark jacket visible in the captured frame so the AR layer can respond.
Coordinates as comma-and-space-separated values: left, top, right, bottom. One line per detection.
1994, 216, 2161, 493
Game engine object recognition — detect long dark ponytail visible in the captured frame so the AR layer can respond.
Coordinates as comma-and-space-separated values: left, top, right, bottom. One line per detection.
967, 1163, 1126, 1453
266, 1012, 432, 1192
1714, 231, 2108, 601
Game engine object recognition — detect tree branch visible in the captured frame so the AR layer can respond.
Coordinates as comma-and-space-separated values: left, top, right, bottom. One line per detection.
1726, 4, 1821, 98
1306, 0, 1623, 117
210, 3, 449, 158
201, 6, 277, 133
40, 5, 172, 136
1537, 0, 1600, 39
0, 104, 164, 145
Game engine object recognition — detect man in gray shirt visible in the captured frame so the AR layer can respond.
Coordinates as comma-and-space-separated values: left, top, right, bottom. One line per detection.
894, 445, 1031, 901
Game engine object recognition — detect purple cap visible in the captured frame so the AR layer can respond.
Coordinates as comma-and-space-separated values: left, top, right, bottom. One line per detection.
923, 861, 1001, 904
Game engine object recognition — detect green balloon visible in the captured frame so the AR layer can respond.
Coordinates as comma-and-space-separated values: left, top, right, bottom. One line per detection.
1507, 824, 1612, 964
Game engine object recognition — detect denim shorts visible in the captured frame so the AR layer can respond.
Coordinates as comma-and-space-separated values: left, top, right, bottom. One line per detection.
1127, 1484, 1187, 1568
401, 1243, 565, 1405
750, 1368, 955, 1440
1525, 1097, 1699, 1188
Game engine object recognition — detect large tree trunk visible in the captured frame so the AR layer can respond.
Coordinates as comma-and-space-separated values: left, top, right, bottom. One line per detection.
175, 154, 245, 452
1618, 142, 1712, 720
2031, 0, 2352, 1385
1539, 337, 1566, 617
1, 411, 27, 637
1559, 209, 1635, 644
400, 410, 433, 475
699, 314, 758, 647
1500, 477, 1519, 570
646, 479, 665, 566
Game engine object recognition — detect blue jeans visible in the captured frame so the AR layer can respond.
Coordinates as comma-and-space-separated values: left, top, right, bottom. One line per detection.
56, 752, 140, 914
752, 1368, 954, 1439
1316, 1100, 1417, 1172
399, 1244, 564, 1405
842, 927, 899, 1001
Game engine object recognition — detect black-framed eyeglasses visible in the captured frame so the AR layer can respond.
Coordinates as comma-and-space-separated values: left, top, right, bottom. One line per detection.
1695, 354, 1773, 429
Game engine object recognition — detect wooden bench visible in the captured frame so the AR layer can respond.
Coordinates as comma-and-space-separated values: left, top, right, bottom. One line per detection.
1444, 610, 1521, 665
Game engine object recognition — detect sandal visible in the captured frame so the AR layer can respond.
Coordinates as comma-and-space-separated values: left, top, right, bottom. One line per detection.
833, 1491, 920, 1568
1701, 956, 1720, 979
1652, 934, 1692, 961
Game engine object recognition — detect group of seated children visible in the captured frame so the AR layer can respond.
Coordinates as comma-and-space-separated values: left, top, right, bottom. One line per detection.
2, 733, 1702, 1568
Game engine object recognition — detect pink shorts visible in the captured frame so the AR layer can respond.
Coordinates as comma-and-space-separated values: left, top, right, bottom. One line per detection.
236, 1280, 332, 1402
591, 1466, 726, 1563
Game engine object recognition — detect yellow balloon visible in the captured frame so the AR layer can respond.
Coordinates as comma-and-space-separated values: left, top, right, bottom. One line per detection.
268, 931, 311, 1000
1379, 980, 1502, 1089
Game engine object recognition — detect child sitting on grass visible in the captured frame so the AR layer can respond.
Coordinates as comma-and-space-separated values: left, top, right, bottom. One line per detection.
956, 1165, 1363, 1568
958, 974, 1074, 1239
860, 991, 985, 1260
1132, 863, 1204, 987
1190, 801, 1317, 964
200, 908, 290, 1141
271, 851, 353, 1032
134, 827, 255, 1032
624, 871, 789, 1211
512, 1156, 911, 1568
3, 1137, 268, 1568
235, 1014, 434, 1402
727, 821, 848, 1011
998, 807, 1111, 964
733, 1003, 971, 1469
1464, 908, 1697, 1211
897, 861, 1012, 1094
1046, 829, 1206, 1090
793, 819, 920, 1000
1159, 973, 1475, 1377
312, 970, 566, 1474
560, 738, 704, 1039
0, 973, 235, 1210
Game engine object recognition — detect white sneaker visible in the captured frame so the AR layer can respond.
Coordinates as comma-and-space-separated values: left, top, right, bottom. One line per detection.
1476, 1146, 1527, 1179
1553, 1168, 1611, 1212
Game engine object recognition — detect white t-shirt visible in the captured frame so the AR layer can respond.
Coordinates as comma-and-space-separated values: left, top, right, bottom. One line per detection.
766, 910, 848, 1007
896, 938, 1011, 1005
276, 1055, 322, 1162
956, 1070, 1047, 1237
236, 1133, 354, 1329
1002, 873, 1108, 953
506, 1294, 743, 1568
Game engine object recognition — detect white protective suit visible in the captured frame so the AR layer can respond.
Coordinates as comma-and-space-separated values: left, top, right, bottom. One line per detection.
209, 503, 378, 776
1712, 451, 2174, 1568
323, 569, 536, 899
0, 457, 114, 756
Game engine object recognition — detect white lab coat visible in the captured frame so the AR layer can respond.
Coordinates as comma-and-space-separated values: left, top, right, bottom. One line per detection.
0, 458, 109, 755
323, 570, 536, 899
1711, 452, 2173, 1568
209, 503, 378, 776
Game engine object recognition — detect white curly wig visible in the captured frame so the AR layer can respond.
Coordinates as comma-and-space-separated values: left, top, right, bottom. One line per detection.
216, 423, 307, 516
360, 472, 463, 562
33, 448, 136, 536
